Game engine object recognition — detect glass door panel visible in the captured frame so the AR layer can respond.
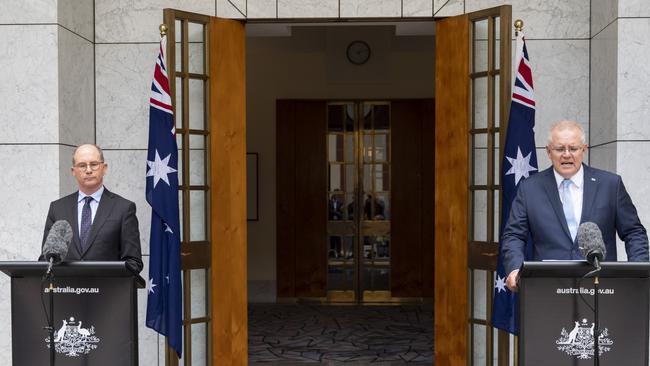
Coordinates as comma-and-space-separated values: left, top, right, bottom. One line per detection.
327, 101, 391, 303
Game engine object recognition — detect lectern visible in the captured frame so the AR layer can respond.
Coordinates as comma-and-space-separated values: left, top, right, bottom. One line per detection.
0, 261, 145, 366
520, 261, 650, 366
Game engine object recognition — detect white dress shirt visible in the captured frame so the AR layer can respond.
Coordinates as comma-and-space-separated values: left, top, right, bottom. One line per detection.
77, 186, 105, 235
553, 166, 584, 225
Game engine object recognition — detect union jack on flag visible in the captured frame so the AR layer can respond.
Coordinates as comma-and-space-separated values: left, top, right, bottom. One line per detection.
492, 30, 538, 335
145, 33, 183, 357
149, 37, 174, 115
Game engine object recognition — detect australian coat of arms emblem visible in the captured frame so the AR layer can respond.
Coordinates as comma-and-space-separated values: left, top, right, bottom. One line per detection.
44, 317, 100, 357
556, 318, 613, 359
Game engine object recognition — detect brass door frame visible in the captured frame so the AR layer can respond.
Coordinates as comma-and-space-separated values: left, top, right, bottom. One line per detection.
326, 101, 393, 304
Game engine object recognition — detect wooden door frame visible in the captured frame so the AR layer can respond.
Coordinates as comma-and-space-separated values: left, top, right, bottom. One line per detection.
434, 6, 512, 365
166, 10, 518, 364
434, 14, 470, 365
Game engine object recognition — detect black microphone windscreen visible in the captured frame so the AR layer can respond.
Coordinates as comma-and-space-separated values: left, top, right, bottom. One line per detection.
42, 220, 72, 264
577, 221, 607, 262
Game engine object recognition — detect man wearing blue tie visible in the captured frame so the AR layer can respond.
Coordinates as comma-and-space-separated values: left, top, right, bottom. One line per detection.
501, 120, 649, 291
41, 144, 143, 273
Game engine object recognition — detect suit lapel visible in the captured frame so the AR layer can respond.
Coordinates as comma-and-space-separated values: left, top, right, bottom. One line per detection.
581, 165, 598, 223
81, 189, 115, 256
541, 168, 573, 240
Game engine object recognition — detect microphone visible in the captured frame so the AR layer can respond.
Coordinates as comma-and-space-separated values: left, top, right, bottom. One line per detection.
42, 220, 73, 277
577, 222, 607, 269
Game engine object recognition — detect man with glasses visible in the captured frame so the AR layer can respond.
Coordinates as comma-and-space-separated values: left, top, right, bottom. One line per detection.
41, 144, 143, 273
501, 120, 648, 291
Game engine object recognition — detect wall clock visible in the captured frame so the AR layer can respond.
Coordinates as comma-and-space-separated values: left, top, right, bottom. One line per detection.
346, 40, 371, 65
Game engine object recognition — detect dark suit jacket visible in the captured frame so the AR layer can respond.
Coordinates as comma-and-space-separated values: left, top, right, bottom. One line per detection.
41, 188, 143, 273
502, 165, 649, 274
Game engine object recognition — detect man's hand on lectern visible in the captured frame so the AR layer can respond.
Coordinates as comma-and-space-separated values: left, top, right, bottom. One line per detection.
506, 269, 520, 292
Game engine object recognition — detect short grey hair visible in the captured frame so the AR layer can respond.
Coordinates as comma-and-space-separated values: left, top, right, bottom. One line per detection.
72, 144, 105, 165
546, 120, 586, 146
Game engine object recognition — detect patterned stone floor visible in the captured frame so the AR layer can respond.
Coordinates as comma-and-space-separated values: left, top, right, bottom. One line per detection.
249, 304, 433, 364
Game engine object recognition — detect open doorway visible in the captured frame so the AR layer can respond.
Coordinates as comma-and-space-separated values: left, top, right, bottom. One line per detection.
165, 6, 513, 364
247, 22, 435, 364
245, 23, 435, 304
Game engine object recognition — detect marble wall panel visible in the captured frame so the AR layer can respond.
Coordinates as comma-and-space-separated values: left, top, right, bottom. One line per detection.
102, 150, 152, 255
340, 0, 401, 18
278, 0, 338, 18
217, 0, 247, 18
434, 0, 464, 17
59, 145, 79, 196
473, 270, 487, 319
472, 324, 487, 365
591, 0, 617, 37
96, 43, 158, 150
589, 142, 617, 173
616, 142, 650, 250
247, 0, 277, 18
535, 147, 551, 171
590, 21, 617, 147
0, 145, 59, 364
58, 0, 94, 41
617, 19, 650, 140
403, 0, 433, 17
525, 39, 589, 147
95, 0, 216, 43
189, 190, 207, 242
0, 25, 59, 143
618, 0, 650, 18
0, 145, 60, 259
58, 28, 95, 147
190, 269, 208, 318
473, 190, 487, 241
465, 0, 589, 39
0, 0, 56, 23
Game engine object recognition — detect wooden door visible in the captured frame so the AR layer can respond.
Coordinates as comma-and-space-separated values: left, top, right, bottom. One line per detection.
391, 99, 435, 297
277, 99, 435, 300
165, 9, 247, 366
434, 6, 512, 365
276, 100, 328, 298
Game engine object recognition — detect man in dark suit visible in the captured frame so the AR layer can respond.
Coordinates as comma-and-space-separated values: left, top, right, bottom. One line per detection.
41, 144, 143, 273
501, 120, 648, 291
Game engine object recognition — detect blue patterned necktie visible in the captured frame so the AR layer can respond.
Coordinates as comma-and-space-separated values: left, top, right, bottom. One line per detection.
80, 196, 93, 251
560, 179, 577, 241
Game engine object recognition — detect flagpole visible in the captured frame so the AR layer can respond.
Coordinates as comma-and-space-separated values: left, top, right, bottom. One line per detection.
147, 21, 183, 359
514, 19, 523, 36
512, 19, 523, 366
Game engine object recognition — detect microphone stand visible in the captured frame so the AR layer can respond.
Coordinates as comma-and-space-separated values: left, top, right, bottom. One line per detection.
43, 257, 56, 366
592, 259, 601, 366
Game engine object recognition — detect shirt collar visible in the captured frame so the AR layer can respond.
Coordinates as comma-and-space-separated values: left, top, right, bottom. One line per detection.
553, 165, 584, 189
77, 186, 105, 203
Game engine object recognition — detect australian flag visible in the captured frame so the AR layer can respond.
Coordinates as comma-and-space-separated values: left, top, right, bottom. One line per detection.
145, 34, 182, 357
491, 31, 538, 335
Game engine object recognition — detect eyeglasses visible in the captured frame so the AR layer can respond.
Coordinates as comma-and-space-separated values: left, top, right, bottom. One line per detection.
550, 146, 583, 155
74, 161, 104, 171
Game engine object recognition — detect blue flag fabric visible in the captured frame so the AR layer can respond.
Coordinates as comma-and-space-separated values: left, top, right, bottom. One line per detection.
492, 32, 538, 335
145, 34, 183, 357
